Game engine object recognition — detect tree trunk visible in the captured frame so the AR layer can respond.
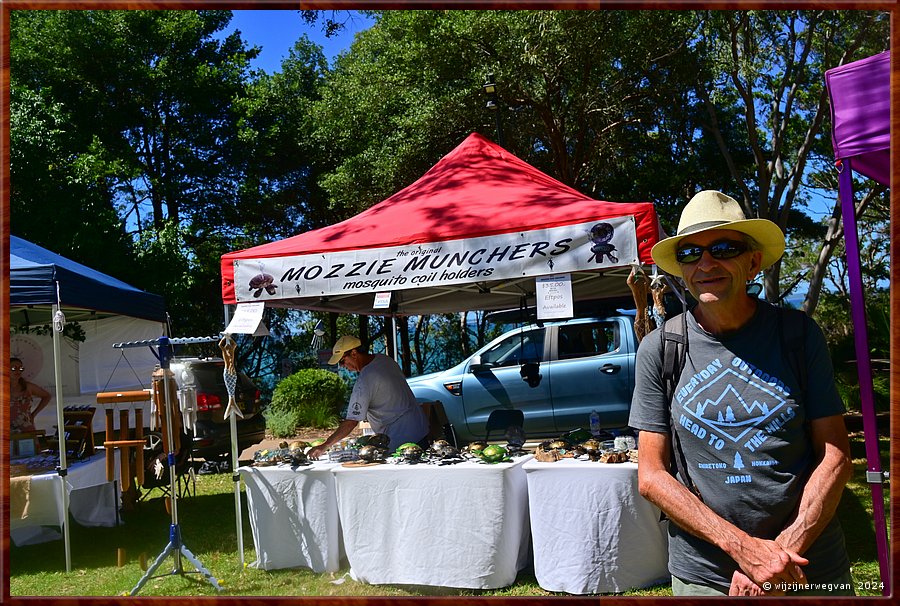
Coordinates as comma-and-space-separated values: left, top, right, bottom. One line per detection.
763, 262, 781, 305
328, 312, 338, 347
357, 315, 368, 350
399, 317, 412, 376
803, 210, 842, 316
459, 312, 470, 357
803, 186, 884, 315
413, 315, 427, 375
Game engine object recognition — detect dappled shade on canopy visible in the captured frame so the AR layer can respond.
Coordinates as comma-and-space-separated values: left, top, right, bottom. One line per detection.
221, 133, 660, 315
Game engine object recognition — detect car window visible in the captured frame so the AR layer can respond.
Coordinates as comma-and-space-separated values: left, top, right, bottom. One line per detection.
480, 329, 545, 368
558, 322, 619, 359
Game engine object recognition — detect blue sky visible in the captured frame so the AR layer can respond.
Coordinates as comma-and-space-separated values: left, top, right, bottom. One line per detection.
223, 10, 374, 73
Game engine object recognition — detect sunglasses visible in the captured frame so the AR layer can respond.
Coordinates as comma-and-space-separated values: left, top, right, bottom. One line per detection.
11, 366, 24, 371
338, 351, 351, 366
675, 240, 749, 264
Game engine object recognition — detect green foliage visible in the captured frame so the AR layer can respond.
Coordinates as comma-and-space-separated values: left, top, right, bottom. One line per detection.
268, 369, 347, 434
835, 370, 889, 415
813, 288, 889, 414
10, 10, 269, 335
264, 405, 302, 439
13, 322, 86, 343
311, 10, 722, 221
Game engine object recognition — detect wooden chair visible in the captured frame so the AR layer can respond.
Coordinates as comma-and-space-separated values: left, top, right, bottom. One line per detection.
139, 429, 196, 502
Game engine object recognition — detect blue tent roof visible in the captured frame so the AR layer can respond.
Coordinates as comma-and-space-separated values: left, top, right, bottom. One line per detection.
10, 235, 166, 322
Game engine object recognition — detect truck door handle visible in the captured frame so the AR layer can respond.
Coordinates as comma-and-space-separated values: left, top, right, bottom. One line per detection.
600, 364, 621, 374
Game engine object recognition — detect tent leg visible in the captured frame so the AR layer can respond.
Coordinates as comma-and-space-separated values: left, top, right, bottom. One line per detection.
52, 301, 71, 573
839, 163, 890, 594
230, 413, 244, 568
223, 304, 245, 567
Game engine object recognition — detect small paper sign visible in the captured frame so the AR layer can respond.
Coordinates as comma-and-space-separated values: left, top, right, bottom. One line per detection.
225, 302, 270, 336
373, 292, 392, 309
536, 274, 574, 319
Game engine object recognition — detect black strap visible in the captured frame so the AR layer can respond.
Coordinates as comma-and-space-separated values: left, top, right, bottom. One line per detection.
661, 312, 702, 500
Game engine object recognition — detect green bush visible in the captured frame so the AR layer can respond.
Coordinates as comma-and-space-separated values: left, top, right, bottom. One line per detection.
265, 406, 302, 439
266, 369, 347, 436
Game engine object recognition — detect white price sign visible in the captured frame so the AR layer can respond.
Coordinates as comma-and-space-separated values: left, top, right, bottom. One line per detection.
224, 302, 270, 336
536, 274, 574, 319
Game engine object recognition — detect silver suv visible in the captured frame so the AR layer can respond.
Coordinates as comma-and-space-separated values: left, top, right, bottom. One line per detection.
169, 357, 267, 460
406, 315, 637, 443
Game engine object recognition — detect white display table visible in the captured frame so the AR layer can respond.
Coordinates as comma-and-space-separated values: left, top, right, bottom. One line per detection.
332, 455, 532, 589
239, 462, 342, 572
524, 458, 669, 594
10, 451, 120, 546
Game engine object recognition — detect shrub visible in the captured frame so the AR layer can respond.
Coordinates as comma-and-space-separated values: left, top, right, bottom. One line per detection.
265, 406, 302, 439
266, 369, 347, 435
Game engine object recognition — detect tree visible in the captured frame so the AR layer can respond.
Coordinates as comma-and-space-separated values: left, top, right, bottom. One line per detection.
233, 36, 332, 241
10, 82, 135, 277
10, 10, 302, 336
690, 10, 889, 304
310, 10, 728, 228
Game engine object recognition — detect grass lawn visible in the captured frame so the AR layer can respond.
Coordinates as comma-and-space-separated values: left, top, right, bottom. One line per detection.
8, 430, 890, 597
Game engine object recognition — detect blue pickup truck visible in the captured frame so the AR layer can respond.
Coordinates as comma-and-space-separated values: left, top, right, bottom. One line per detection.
406, 315, 638, 443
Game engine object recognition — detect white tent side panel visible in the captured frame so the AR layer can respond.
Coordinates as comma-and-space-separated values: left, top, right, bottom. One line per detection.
12, 316, 165, 435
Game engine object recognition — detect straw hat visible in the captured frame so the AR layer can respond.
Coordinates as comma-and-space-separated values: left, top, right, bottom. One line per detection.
328, 335, 362, 365
651, 190, 785, 277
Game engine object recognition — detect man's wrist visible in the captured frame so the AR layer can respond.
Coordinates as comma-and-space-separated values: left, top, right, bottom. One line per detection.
717, 527, 754, 564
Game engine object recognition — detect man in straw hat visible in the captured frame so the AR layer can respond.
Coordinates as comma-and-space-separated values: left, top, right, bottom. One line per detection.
629, 190, 853, 596
308, 335, 429, 459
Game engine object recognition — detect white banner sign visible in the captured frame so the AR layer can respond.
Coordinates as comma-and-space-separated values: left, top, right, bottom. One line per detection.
536, 274, 574, 319
233, 216, 637, 303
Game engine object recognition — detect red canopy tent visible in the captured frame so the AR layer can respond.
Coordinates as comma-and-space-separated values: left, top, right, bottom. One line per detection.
222, 133, 660, 315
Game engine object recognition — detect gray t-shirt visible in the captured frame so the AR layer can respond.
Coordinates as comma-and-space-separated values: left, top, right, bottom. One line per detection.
346, 353, 429, 450
629, 302, 849, 589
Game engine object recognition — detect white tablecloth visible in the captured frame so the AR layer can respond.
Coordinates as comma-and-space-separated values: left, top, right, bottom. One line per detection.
332, 455, 532, 589
524, 459, 669, 594
239, 463, 342, 572
10, 452, 120, 546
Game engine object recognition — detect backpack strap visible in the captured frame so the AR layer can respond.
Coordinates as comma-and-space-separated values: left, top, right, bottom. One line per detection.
661, 312, 702, 500
662, 313, 687, 399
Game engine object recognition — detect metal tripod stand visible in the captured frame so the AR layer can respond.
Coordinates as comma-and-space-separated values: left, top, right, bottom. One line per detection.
114, 336, 223, 595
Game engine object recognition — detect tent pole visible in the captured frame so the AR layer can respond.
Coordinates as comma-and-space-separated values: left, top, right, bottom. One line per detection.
223, 305, 245, 568
838, 162, 889, 593
51, 301, 71, 572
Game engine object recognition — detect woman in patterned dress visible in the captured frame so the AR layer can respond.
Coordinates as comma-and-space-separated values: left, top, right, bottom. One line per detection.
10, 357, 51, 433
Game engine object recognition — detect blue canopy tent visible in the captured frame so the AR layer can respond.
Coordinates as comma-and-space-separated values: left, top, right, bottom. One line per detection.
11, 235, 166, 324
9, 235, 166, 571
